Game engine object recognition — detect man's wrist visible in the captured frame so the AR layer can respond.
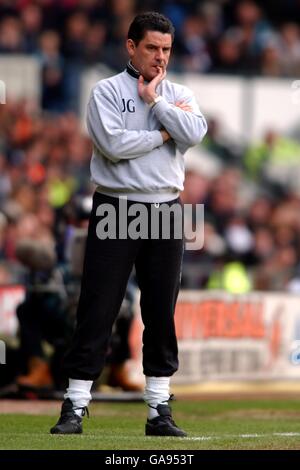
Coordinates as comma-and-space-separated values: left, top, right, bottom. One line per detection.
160, 129, 171, 142
149, 95, 163, 108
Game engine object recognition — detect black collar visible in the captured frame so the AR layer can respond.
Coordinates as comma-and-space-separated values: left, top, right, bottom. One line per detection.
126, 61, 140, 79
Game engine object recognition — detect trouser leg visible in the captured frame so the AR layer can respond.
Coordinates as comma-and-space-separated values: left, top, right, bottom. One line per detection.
135, 203, 184, 377
63, 193, 140, 380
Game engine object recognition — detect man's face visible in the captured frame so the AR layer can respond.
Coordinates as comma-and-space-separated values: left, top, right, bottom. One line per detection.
126, 30, 172, 81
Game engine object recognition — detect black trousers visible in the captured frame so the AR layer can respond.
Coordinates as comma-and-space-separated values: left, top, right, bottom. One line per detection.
63, 192, 184, 381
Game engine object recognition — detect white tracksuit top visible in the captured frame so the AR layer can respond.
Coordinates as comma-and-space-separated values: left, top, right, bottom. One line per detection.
87, 65, 207, 203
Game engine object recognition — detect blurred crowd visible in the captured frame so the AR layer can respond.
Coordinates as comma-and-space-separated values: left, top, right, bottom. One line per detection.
2, 0, 300, 392
0, 99, 92, 282
1, 99, 300, 295
3, 0, 300, 393
1, 1, 300, 110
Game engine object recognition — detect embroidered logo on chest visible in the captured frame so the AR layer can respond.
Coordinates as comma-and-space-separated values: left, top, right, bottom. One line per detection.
121, 99, 136, 113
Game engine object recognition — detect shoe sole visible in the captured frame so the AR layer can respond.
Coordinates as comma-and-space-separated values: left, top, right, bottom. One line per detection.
145, 425, 187, 437
50, 427, 82, 435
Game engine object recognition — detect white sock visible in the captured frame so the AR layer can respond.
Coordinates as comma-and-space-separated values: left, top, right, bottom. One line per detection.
144, 376, 170, 420
64, 379, 93, 416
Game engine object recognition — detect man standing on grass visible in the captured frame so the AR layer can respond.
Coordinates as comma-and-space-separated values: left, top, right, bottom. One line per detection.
50, 11, 207, 437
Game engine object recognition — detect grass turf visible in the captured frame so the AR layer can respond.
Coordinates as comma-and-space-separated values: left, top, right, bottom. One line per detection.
1, 399, 300, 450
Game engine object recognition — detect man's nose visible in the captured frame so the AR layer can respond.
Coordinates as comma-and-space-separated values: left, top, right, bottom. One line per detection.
155, 49, 164, 62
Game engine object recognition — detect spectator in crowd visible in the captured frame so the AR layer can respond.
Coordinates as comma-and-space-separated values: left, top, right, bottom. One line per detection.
38, 30, 65, 111
21, 3, 42, 53
277, 23, 300, 76
0, 16, 24, 54
245, 130, 300, 187
15, 236, 71, 390
178, 15, 211, 73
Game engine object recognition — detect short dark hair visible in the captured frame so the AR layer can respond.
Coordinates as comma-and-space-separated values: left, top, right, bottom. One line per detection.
127, 12, 175, 45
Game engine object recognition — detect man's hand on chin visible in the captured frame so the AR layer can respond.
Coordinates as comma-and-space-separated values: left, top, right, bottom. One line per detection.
138, 65, 166, 104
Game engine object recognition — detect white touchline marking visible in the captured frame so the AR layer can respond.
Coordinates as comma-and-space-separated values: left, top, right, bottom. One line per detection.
4, 432, 300, 441
184, 432, 300, 441
183, 437, 213, 441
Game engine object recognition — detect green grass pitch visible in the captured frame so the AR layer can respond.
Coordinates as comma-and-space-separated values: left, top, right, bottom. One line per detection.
1, 398, 300, 450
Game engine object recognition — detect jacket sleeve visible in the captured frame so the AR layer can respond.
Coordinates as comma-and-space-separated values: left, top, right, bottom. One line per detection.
87, 91, 163, 163
152, 87, 207, 147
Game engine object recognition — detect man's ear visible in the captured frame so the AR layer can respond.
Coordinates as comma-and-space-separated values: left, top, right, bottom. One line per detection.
126, 39, 136, 57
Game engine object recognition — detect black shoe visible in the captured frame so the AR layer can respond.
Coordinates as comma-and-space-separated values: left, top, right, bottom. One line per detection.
50, 398, 88, 434
145, 404, 187, 437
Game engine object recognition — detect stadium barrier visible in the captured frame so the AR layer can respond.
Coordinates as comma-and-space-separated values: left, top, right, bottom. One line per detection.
130, 290, 300, 384
81, 66, 300, 142
2, 285, 300, 386
1, 55, 298, 142
0, 56, 40, 103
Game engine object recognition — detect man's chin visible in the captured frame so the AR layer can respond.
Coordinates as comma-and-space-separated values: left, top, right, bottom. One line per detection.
143, 71, 159, 81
